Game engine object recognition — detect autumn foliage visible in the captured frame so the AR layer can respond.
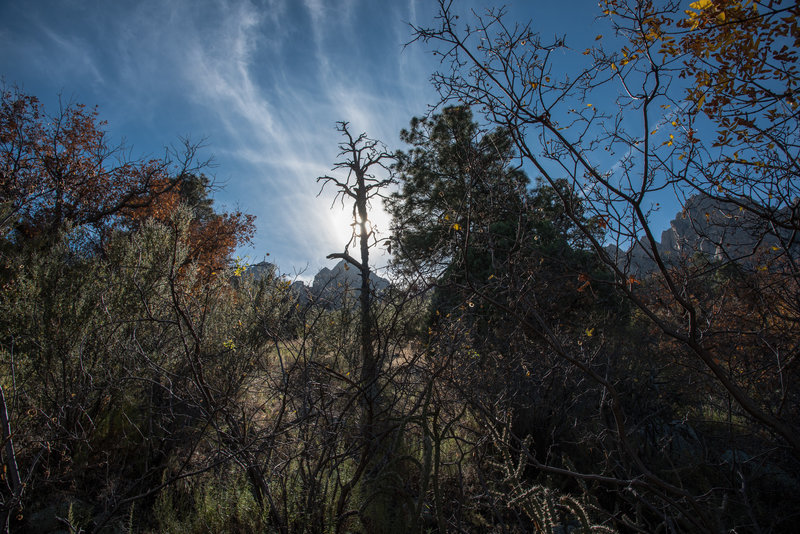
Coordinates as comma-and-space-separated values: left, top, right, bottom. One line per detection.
0, 86, 253, 274
185, 204, 255, 280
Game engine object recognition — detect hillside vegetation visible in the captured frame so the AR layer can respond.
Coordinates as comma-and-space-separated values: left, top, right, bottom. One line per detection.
1, 0, 799, 532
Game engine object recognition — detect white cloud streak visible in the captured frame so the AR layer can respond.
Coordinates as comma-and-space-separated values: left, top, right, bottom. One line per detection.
2, 0, 440, 274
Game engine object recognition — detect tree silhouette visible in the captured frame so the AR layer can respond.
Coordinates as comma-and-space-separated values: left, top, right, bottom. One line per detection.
318, 121, 395, 406
409, 0, 800, 530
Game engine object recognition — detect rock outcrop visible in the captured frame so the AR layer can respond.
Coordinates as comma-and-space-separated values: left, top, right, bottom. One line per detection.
243, 259, 390, 309
608, 195, 795, 274
244, 261, 277, 281
310, 260, 390, 308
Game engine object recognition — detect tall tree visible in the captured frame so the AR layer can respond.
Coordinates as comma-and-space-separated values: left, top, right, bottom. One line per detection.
0, 88, 254, 282
386, 106, 529, 283
387, 107, 605, 325
317, 121, 395, 424
316, 122, 397, 531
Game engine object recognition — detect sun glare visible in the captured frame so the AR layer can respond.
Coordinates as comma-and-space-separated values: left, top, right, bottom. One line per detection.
327, 205, 392, 253
330, 208, 357, 246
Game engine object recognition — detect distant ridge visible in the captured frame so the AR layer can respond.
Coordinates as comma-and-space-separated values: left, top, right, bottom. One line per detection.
606, 195, 796, 274
244, 259, 390, 308
310, 260, 390, 308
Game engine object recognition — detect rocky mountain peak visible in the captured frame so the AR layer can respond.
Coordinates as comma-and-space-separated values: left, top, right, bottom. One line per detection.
609, 194, 790, 274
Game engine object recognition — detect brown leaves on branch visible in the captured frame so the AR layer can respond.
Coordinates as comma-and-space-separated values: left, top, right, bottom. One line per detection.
676, 0, 799, 120
185, 209, 256, 281
1, 86, 254, 278
2, 88, 167, 236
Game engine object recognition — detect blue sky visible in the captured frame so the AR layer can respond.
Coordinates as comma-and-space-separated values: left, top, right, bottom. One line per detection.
1, 0, 610, 277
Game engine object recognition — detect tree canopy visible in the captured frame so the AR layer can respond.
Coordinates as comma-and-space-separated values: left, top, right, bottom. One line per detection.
1, 1, 799, 532
387, 106, 529, 282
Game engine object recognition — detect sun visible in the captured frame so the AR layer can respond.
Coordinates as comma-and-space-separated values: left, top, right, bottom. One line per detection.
328, 207, 357, 248
326, 204, 392, 255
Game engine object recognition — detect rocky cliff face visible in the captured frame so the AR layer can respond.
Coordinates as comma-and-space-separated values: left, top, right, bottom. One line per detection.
244, 259, 390, 309
310, 260, 390, 308
658, 195, 770, 262
608, 195, 792, 274
244, 261, 277, 281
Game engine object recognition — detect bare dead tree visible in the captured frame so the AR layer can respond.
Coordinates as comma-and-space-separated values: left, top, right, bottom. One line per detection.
317, 122, 396, 409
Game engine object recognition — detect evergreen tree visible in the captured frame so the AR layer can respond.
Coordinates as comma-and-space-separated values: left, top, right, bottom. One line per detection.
387, 107, 605, 318
386, 106, 529, 286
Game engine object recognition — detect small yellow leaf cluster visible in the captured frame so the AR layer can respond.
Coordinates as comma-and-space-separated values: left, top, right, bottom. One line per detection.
686, 0, 712, 29
689, 0, 712, 11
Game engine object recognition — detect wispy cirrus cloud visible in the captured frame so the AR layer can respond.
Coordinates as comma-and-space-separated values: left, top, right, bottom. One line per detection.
1, 0, 441, 273
149, 0, 435, 271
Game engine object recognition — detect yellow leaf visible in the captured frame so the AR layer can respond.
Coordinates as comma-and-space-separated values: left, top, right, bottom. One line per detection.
444, 214, 450, 220
585, 327, 595, 337
689, 0, 711, 10
452, 223, 461, 230
611, 62, 617, 71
